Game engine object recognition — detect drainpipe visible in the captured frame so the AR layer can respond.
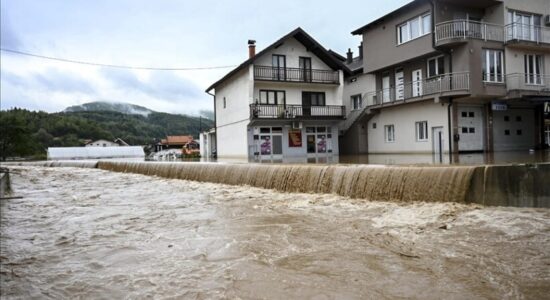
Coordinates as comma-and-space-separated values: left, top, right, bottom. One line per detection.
207, 91, 217, 158
447, 97, 453, 162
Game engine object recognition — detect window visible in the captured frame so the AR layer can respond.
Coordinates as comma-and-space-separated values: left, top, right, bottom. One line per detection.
469, 112, 474, 118
302, 92, 326, 106
385, 125, 395, 142
223, 97, 226, 108
259, 90, 285, 105
516, 115, 522, 122
517, 129, 522, 135
397, 13, 431, 44
507, 10, 542, 42
416, 121, 428, 141
504, 115, 510, 121
482, 49, 504, 83
524, 54, 544, 85
505, 129, 510, 135
351, 94, 362, 110
427, 56, 445, 77
373, 122, 377, 129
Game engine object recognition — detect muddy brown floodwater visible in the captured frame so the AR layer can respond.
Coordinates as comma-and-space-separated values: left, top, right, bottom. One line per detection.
1, 166, 550, 299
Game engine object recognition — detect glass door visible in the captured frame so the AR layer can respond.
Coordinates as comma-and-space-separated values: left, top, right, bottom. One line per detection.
412, 69, 423, 97
272, 55, 286, 81
299, 57, 312, 82
395, 70, 404, 100
382, 75, 391, 103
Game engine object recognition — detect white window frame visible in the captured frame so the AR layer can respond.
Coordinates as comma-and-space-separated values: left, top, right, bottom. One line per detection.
397, 13, 431, 45
524, 54, 544, 85
384, 125, 395, 143
351, 94, 362, 111
415, 121, 428, 142
483, 49, 504, 83
507, 10, 541, 42
427, 55, 445, 78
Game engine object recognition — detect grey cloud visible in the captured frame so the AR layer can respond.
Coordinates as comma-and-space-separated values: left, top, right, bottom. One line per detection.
101, 68, 201, 100
1, 68, 95, 94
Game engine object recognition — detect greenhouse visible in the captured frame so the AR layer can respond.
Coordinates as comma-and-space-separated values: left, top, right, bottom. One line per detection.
47, 146, 145, 160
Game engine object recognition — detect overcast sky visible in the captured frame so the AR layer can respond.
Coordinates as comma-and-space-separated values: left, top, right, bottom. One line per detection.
1, 0, 410, 115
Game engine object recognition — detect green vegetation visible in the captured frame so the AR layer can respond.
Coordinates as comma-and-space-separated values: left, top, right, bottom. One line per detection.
0, 108, 214, 160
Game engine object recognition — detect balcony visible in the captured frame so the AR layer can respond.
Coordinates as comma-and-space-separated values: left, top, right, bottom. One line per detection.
253, 65, 340, 84
250, 104, 345, 120
505, 73, 550, 98
365, 72, 470, 107
504, 23, 550, 47
435, 20, 504, 45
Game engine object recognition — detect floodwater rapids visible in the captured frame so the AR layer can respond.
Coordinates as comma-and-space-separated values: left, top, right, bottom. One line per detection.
1, 166, 550, 299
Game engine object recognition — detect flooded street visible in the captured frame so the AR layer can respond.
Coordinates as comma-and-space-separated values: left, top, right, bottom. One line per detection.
1, 166, 550, 299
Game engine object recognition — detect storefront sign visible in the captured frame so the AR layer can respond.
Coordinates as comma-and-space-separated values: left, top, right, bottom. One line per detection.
492, 102, 508, 111
288, 130, 302, 147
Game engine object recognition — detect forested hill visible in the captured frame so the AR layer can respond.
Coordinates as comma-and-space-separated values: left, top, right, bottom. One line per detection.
0, 108, 214, 160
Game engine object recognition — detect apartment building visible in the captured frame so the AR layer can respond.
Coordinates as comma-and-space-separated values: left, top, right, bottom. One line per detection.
205, 28, 348, 162
340, 0, 549, 156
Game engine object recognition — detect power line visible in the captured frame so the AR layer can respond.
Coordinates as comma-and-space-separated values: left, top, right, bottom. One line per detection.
0, 48, 237, 71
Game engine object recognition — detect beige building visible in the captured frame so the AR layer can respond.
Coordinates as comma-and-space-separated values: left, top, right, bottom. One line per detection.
339, 0, 549, 157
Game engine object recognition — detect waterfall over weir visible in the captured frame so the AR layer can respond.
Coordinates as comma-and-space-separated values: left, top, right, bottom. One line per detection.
98, 161, 478, 204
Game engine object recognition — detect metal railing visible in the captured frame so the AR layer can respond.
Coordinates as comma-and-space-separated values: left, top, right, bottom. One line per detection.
506, 73, 550, 92
365, 72, 470, 107
250, 104, 345, 119
435, 20, 504, 43
504, 23, 550, 44
254, 65, 340, 84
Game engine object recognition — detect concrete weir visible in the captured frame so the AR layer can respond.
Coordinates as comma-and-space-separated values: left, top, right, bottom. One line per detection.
95, 161, 550, 208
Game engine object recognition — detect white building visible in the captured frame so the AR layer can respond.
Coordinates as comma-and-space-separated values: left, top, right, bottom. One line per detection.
205, 28, 348, 163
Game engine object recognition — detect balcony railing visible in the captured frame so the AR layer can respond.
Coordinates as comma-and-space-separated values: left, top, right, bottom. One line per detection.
504, 23, 550, 44
435, 20, 504, 43
365, 72, 470, 107
506, 73, 550, 92
253, 65, 340, 84
250, 104, 345, 119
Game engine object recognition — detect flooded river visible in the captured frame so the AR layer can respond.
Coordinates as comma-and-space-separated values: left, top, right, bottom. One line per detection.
1, 166, 550, 299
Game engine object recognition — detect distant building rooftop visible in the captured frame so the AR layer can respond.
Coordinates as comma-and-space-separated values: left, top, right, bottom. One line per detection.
47, 146, 145, 160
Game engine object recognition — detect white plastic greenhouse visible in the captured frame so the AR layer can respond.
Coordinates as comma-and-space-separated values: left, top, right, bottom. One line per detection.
47, 146, 145, 160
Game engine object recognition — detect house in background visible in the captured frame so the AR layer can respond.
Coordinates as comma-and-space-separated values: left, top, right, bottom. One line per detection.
155, 135, 198, 152
85, 138, 129, 147
338, 0, 549, 159
205, 28, 349, 163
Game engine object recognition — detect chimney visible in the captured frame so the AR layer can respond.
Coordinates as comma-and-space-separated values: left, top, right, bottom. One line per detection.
358, 42, 363, 59
346, 48, 353, 64
248, 40, 256, 58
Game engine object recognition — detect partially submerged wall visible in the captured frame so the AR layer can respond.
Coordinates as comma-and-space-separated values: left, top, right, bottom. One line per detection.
467, 163, 550, 208
95, 161, 549, 208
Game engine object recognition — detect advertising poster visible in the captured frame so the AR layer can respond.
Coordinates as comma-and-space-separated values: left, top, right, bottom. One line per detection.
288, 130, 302, 147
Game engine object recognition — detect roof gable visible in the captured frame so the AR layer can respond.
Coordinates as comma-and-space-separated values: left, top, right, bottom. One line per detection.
206, 27, 350, 93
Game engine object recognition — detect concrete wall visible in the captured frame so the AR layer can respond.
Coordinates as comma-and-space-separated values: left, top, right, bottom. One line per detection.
0, 172, 10, 198
214, 66, 253, 158
362, 1, 435, 73
468, 163, 550, 208
367, 101, 450, 153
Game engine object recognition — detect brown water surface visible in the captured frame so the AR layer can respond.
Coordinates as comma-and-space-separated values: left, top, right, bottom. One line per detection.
1, 166, 549, 299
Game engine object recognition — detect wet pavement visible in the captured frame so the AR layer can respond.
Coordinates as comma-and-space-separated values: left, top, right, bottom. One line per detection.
1, 166, 549, 299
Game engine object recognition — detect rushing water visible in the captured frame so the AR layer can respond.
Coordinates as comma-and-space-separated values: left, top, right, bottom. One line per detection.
1, 166, 550, 299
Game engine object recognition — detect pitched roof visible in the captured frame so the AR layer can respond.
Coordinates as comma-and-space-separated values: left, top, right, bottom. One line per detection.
205, 27, 351, 93
351, 0, 424, 35
163, 135, 194, 145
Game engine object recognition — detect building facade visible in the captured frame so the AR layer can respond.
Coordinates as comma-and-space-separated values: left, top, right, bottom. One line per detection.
206, 28, 348, 162
339, 0, 549, 157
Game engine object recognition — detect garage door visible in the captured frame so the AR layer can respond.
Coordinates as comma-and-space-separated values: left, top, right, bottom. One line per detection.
458, 106, 484, 151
